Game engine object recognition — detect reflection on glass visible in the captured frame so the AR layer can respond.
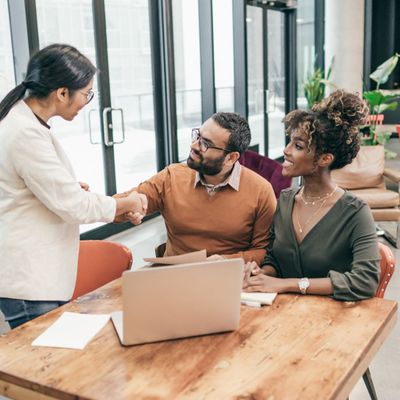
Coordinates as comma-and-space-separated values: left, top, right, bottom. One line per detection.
0, 0, 15, 99
297, 0, 315, 110
172, 0, 202, 161
213, 0, 234, 112
36, 0, 105, 232
267, 10, 286, 159
246, 6, 264, 154
105, 0, 157, 192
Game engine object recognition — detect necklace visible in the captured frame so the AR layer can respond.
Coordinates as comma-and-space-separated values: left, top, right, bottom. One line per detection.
295, 186, 338, 236
300, 185, 338, 206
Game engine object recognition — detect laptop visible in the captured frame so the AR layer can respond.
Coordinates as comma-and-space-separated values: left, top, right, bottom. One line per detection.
111, 258, 243, 346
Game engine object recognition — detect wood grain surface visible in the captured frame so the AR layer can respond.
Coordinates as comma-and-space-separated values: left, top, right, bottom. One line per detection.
0, 279, 397, 400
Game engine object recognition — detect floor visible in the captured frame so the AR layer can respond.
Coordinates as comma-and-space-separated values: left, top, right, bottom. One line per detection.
1, 139, 400, 399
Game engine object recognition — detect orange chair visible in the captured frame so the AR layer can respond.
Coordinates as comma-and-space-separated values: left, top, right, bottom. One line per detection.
362, 241, 396, 400
71, 240, 133, 300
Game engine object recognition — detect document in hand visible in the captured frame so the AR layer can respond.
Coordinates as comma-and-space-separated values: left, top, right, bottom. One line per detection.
143, 249, 207, 265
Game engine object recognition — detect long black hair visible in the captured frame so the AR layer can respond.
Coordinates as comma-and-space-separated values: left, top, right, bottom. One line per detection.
0, 43, 96, 121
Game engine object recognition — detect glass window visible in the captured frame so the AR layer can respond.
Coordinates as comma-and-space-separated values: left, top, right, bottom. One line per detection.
267, 10, 286, 159
297, 0, 315, 110
213, 0, 234, 112
36, 0, 105, 232
172, 0, 202, 162
0, 0, 15, 99
246, 6, 265, 154
36, 0, 105, 195
104, 0, 157, 192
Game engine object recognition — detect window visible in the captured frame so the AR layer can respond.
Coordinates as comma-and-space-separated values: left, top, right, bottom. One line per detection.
0, 0, 15, 99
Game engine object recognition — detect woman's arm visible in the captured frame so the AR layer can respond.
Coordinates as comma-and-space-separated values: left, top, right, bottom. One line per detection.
243, 274, 333, 295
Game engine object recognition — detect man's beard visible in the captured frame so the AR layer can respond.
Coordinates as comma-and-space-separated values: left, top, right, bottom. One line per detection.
187, 150, 225, 176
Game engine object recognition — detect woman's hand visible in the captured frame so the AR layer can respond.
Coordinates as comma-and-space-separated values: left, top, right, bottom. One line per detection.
114, 191, 148, 225
242, 274, 287, 293
127, 191, 148, 215
79, 182, 90, 191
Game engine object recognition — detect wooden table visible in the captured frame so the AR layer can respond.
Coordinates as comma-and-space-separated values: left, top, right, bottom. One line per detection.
0, 279, 397, 400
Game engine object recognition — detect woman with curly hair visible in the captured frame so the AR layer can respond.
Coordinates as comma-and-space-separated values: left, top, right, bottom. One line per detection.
243, 90, 380, 301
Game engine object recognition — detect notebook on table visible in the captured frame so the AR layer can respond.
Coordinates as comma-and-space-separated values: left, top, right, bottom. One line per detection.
111, 258, 243, 346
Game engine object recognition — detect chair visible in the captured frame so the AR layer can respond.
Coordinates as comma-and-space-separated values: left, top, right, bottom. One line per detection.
239, 150, 292, 198
71, 240, 133, 300
366, 114, 384, 126
332, 145, 400, 247
362, 241, 396, 400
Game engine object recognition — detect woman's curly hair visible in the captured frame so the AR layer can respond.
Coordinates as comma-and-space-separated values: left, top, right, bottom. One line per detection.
283, 90, 369, 170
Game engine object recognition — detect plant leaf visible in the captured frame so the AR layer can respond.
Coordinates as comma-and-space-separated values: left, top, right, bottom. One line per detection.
377, 102, 398, 113
363, 91, 385, 107
369, 54, 400, 85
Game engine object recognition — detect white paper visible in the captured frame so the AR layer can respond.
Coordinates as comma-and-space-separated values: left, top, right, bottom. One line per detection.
143, 249, 207, 265
32, 312, 110, 350
241, 292, 277, 306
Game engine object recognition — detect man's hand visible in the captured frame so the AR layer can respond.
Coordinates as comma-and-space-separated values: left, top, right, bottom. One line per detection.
79, 182, 90, 191
113, 191, 148, 224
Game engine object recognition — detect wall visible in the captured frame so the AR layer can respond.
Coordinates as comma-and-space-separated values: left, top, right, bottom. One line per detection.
325, 0, 365, 93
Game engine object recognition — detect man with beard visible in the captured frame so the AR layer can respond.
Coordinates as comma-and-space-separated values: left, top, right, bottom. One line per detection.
115, 112, 276, 264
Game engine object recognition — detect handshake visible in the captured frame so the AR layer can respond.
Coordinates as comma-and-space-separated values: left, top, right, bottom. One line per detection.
113, 190, 148, 225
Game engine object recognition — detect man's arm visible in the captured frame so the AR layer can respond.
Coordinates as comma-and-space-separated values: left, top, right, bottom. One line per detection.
223, 184, 277, 264
113, 167, 170, 223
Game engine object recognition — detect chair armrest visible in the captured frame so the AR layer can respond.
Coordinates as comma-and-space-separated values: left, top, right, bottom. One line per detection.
383, 168, 400, 183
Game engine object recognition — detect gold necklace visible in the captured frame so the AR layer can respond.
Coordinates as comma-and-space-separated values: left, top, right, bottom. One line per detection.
295, 185, 338, 235
300, 185, 338, 206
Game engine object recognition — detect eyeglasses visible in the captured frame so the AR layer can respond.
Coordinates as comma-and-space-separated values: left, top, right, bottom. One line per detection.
191, 128, 232, 153
77, 88, 95, 104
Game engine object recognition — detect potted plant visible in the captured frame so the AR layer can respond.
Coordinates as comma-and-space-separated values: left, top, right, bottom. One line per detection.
303, 58, 335, 109
362, 53, 400, 157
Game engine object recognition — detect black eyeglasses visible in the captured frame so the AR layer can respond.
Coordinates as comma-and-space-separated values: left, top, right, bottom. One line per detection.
78, 88, 95, 104
191, 128, 232, 153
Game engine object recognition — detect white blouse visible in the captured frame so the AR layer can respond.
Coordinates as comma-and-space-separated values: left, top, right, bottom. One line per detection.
0, 101, 116, 301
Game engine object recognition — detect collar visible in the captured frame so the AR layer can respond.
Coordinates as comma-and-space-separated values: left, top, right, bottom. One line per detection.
194, 161, 241, 193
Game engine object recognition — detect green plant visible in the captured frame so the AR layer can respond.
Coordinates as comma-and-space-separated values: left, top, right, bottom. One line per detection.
361, 53, 400, 157
303, 58, 335, 109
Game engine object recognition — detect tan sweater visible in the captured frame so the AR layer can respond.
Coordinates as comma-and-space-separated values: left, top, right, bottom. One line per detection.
135, 163, 276, 264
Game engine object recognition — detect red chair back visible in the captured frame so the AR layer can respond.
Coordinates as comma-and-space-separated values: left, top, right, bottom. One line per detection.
376, 242, 395, 298
71, 240, 133, 300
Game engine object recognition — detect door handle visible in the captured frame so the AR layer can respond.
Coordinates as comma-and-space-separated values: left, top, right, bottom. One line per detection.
102, 107, 125, 147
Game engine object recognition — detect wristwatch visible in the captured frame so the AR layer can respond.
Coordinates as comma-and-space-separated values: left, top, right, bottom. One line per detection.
298, 277, 310, 295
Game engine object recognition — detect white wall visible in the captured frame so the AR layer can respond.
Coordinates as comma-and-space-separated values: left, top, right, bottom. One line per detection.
325, 0, 365, 93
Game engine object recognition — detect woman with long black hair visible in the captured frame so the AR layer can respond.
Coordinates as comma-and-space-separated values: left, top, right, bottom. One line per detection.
0, 44, 146, 328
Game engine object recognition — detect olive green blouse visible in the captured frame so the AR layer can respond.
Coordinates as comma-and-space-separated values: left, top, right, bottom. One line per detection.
262, 188, 380, 301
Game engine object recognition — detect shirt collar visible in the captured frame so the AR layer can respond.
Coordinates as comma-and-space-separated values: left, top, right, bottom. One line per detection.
194, 161, 241, 192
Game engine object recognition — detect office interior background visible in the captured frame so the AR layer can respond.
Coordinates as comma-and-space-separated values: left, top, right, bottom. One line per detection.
0, 1, 400, 398
1, 0, 398, 240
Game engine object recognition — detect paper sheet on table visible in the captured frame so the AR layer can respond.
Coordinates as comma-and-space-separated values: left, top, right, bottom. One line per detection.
143, 249, 207, 265
241, 292, 277, 305
32, 312, 110, 350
